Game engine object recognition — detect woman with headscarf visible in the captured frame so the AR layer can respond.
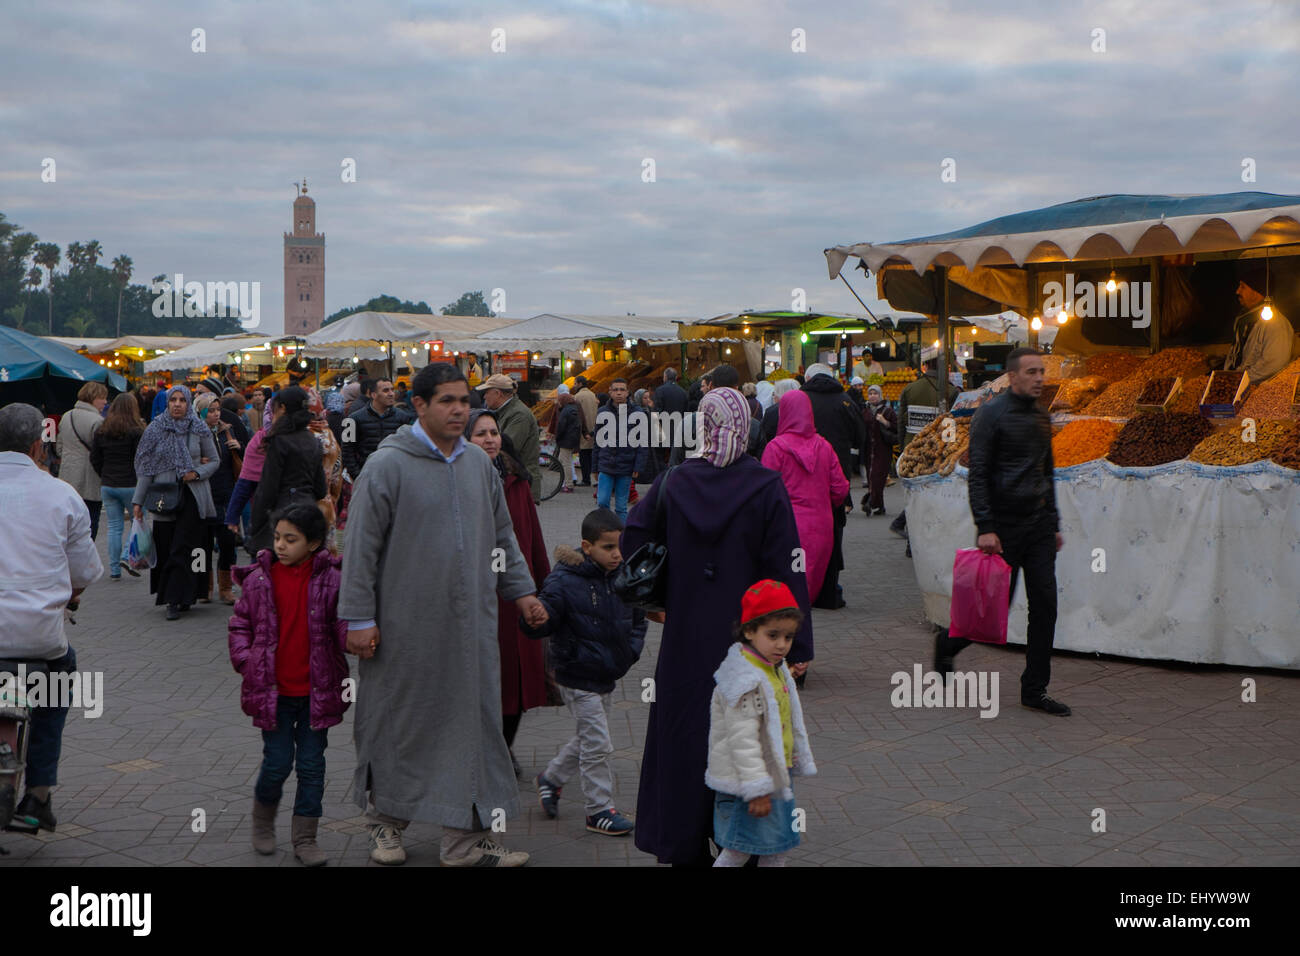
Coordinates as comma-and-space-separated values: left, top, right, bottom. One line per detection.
248, 386, 326, 556
756, 378, 800, 459
861, 383, 899, 516
754, 380, 775, 414
465, 408, 551, 772
761, 389, 850, 601
622, 387, 813, 866
132, 385, 221, 620
194, 391, 245, 604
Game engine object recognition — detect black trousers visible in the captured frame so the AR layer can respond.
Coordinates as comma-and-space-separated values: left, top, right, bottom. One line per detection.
813, 502, 848, 608
944, 513, 1059, 697
150, 487, 205, 608
579, 448, 593, 484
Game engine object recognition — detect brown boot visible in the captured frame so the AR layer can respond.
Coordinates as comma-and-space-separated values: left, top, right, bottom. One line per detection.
218, 570, 235, 605
292, 815, 327, 866
198, 566, 213, 603
251, 799, 277, 854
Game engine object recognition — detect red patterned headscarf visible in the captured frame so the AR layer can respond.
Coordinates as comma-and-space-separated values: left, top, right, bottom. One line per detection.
699, 388, 750, 468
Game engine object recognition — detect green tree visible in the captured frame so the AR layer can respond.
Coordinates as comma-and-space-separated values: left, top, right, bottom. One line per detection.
112, 254, 133, 336
34, 242, 60, 333
323, 294, 433, 326
0, 213, 38, 326
64, 308, 96, 338
441, 290, 493, 316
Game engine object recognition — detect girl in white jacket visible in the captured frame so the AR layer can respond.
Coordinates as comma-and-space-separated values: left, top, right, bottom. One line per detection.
706, 579, 816, 867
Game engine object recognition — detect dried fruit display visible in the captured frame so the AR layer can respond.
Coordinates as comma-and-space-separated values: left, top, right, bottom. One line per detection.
1239, 356, 1300, 419
1136, 378, 1177, 405
897, 415, 970, 477
1171, 375, 1208, 414
1082, 377, 1146, 417
1050, 375, 1109, 412
1129, 347, 1209, 384
1189, 420, 1293, 465
1052, 419, 1122, 467
1270, 423, 1300, 468
1203, 370, 1245, 405
1085, 351, 1146, 382
1107, 412, 1213, 466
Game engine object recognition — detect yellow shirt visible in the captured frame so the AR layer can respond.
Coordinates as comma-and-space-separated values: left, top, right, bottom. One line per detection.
741, 645, 793, 768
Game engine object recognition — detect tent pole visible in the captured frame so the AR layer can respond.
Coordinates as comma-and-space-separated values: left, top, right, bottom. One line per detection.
937, 266, 950, 414
1148, 257, 1161, 353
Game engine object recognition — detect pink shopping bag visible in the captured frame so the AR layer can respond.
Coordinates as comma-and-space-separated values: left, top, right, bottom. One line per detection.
949, 548, 1011, 644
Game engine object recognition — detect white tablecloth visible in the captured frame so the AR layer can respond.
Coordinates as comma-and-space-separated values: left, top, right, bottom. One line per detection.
904, 459, 1300, 669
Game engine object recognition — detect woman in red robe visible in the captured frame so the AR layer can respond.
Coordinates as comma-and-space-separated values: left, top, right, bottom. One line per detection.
466, 409, 552, 774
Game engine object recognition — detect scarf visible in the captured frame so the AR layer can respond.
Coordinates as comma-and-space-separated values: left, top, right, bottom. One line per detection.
755, 381, 775, 411
769, 389, 821, 473
699, 388, 750, 468
134, 384, 203, 479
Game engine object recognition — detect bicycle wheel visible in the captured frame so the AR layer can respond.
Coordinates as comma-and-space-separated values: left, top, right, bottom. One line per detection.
537, 453, 565, 502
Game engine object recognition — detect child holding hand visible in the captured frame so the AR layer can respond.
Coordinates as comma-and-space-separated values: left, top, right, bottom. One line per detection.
705, 579, 817, 867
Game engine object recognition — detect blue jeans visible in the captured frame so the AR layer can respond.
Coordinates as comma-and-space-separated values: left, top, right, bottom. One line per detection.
25, 646, 76, 789
100, 486, 135, 577
597, 473, 633, 522
254, 696, 328, 817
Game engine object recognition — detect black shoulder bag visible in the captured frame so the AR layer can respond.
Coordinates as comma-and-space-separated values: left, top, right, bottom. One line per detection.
612, 466, 676, 612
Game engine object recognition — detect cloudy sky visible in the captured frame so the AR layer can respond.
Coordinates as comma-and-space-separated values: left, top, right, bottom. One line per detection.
3, 0, 1298, 335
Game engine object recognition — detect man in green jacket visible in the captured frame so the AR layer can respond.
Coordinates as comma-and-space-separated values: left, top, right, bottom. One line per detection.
478, 374, 542, 502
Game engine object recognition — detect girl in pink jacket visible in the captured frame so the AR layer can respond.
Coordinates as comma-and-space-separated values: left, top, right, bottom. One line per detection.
760, 389, 850, 599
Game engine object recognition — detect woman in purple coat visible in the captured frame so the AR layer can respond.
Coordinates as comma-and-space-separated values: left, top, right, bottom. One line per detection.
623, 387, 813, 866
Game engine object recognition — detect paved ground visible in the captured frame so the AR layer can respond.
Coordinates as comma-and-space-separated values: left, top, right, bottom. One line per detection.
4, 478, 1298, 867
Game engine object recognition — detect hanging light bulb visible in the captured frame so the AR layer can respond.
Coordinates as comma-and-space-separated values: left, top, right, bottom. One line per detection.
352, 353, 359, 364
1106, 271, 1117, 293
401, 349, 407, 357
300, 358, 308, 369
1030, 316, 1043, 332
1056, 307, 1069, 325
243, 353, 252, 361
1260, 299, 1274, 321
725, 347, 732, 355
800, 332, 808, 343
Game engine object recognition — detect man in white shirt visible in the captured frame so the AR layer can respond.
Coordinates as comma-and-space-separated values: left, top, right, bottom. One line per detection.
0, 403, 102, 834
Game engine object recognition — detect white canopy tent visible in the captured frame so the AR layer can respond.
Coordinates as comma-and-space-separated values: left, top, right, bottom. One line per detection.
143, 335, 280, 372
302, 312, 515, 356
444, 313, 697, 353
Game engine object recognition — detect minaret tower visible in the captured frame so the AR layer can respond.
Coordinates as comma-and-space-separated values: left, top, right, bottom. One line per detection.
284, 179, 325, 335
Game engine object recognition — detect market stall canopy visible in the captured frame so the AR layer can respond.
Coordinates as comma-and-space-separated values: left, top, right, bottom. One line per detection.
40, 335, 116, 352
826, 192, 1300, 277
445, 313, 696, 353
703, 310, 879, 330
303, 311, 515, 351
143, 335, 273, 372
97, 335, 204, 354
0, 325, 127, 409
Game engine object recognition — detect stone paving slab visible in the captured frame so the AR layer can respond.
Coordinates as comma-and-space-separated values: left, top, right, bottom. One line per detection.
2, 478, 1297, 867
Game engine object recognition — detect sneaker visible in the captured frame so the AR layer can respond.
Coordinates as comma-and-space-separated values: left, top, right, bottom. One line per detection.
560, 487, 574, 494
165, 604, 181, 621
1022, 694, 1071, 716
586, 808, 635, 836
368, 823, 407, 865
110, 574, 121, 582
536, 773, 561, 819
872, 508, 887, 516
5, 792, 56, 833
441, 836, 529, 867
120, 560, 141, 578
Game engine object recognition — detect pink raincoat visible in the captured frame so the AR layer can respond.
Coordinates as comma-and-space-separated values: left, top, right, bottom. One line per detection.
761, 389, 850, 598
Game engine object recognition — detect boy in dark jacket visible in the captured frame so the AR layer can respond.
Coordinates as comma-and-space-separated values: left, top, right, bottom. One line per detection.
525, 509, 646, 836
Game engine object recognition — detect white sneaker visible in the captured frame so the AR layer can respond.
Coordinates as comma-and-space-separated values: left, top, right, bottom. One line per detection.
369, 823, 406, 865
440, 836, 529, 867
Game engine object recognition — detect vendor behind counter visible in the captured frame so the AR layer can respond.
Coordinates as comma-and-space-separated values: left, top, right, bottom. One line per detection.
1225, 262, 1294, 383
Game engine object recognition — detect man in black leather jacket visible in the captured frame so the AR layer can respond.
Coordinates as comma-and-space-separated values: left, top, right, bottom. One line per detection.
936, 347, 1071, 716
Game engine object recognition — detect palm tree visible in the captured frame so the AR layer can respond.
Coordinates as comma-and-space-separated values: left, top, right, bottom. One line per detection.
34, 242, 60, 333
64, 309, 96, 339
65, 241, 84, 271
112, 254, 133, 336
84, 240, 102, 269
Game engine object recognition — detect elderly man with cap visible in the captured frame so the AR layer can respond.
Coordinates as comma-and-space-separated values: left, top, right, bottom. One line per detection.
1226, 263, 1294, 383
479, 374, 542, 501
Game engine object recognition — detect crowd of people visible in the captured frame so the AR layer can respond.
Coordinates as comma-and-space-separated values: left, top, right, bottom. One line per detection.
1, 346, 1070, 864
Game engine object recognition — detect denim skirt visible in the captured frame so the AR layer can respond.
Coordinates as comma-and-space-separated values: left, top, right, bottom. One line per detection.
713, 788, 800, 856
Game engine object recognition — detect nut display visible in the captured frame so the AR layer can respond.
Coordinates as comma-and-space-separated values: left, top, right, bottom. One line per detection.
1171, 375, 1208, 415
1085, 351, 1146, 382
1052, 419, 1122, 468
1189, 420, 1293, 465
1270, 422, 1300, 469
1239, 356, 1300, 419
1128, 347, 1209, 384
1083, 348, 1211, 417
1050, 375, 1109, 412
1106, 412, 1214, 467
897, 415, 970, 478
1082, 376, 1146, 417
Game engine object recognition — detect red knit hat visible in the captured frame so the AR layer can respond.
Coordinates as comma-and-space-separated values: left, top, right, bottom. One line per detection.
741, 579, 799, 625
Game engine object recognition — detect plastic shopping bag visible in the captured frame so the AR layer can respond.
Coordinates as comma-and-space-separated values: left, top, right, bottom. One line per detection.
125, 516, 156, 571
949, 548, 1011, 644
